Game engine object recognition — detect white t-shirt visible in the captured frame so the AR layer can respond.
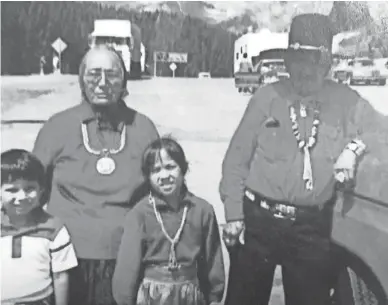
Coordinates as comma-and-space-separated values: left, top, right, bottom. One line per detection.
1, 211, 78, 303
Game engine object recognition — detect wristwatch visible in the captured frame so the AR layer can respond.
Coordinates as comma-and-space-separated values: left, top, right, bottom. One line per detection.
346, 139, 366, 157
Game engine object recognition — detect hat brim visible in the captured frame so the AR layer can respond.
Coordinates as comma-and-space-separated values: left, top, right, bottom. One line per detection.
286, 48, 331, 65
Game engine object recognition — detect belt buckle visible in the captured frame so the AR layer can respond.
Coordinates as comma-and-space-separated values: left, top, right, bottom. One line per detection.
259, 199, 296, 221
274, 203, 296, 221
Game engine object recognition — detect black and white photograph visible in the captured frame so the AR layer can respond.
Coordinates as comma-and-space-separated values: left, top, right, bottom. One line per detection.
1, 1, 388, 305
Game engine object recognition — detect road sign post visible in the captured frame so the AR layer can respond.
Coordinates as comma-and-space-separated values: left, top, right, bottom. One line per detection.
153, 51, 187, 77
51, 37, 68, 74
169, 63, 177, 78
154, 52, 157, 78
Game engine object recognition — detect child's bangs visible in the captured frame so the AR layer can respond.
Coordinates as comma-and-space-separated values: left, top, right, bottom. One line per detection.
1, 167, 42, 186
1, 149, 46, 187
141, 137, 189, 177
143, 147, 163, 174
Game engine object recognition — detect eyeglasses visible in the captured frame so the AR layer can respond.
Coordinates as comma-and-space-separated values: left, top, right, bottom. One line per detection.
84, 68, 123, 79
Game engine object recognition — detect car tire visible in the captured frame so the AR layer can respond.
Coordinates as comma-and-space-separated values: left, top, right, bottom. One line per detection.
333, 266, 384, 305
379, 79, 386, 86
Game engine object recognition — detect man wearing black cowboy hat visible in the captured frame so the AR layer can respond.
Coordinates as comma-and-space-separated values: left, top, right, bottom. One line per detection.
220, 13, 385, 305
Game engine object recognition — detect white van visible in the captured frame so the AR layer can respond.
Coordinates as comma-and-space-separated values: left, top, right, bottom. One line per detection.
198, 72, 211, 79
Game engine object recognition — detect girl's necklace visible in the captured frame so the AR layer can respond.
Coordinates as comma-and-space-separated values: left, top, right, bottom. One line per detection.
149, 193, 188, 271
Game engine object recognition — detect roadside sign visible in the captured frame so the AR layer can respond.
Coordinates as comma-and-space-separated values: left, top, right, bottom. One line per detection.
169, 63, 177, 71
153, 51, 188, 77
52, 37, 67, 54
170, 63, 177, 78
154, 51, 188, 63
168, 52, 188, 63
51, 38, 67, 74
155, 51, 169, 62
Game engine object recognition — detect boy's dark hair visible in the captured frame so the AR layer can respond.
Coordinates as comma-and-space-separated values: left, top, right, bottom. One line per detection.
141, 136, 189, 179
1, 149, 46, 188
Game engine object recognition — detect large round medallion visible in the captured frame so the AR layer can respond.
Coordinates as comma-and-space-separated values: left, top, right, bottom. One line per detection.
96, 156, 116, 175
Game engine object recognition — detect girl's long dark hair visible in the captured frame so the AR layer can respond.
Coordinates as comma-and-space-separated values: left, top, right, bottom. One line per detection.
132, 136, 189, 201
141, 136, 189, 179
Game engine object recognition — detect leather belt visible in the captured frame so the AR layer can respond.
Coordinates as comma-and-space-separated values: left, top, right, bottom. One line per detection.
244, 189, 321, 221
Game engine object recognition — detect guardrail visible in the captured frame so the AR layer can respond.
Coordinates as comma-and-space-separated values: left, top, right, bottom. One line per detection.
1, 119, 47, 125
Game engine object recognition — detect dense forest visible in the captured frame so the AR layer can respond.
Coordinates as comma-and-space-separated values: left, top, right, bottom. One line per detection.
1, 1, 237, 77
1, 1, 387, 77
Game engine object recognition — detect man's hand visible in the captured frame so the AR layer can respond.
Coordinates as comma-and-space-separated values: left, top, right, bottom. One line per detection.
334, 148, 357, 183
222, 220, 245, 247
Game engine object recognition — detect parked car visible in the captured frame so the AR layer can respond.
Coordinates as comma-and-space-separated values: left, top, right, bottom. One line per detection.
254, 58, 289, 85
198, 72, 211, 79
330, 187, 388, 305
333, 57, 386, 86
234, 48, 289, 94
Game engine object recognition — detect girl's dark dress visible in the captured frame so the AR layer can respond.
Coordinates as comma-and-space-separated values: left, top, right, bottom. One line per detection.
112, 191, 225, 305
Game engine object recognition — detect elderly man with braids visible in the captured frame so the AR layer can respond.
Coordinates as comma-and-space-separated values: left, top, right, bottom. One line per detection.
32, 45, 159, 305
220, 13, 387, 305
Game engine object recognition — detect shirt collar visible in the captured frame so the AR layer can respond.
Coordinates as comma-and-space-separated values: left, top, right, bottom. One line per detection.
78, 99, 136, 127
276, 79, 330, 108
151, 189, 194, 212
1, 208, 45, 236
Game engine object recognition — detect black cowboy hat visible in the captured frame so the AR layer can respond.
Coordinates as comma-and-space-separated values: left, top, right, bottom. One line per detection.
287, 13, 335, 64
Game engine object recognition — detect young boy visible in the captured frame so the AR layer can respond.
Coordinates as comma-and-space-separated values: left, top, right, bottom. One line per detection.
1, 149, 78, 305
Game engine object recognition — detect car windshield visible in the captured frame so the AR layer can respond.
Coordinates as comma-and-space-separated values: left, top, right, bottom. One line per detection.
95, 37, 129, 45
262, 61, 284, 68
261, 61, 286, 72
351, 59, 374, 67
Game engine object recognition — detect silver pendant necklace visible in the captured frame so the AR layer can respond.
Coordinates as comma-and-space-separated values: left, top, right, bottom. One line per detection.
81, 123, 126, 175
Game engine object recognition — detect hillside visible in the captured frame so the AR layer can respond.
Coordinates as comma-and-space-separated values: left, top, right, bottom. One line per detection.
106, 1, 388, 34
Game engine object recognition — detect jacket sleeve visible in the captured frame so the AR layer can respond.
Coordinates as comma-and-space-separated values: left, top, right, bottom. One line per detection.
219, 93, 267, 221
112, 209, 144, 305
198, 206, 225, 304
345, 95, 388, 153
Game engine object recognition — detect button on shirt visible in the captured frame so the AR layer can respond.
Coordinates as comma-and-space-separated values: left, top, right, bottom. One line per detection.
220, 79, 388, 221
112, 192, 225, 305
32, 101, 159, 259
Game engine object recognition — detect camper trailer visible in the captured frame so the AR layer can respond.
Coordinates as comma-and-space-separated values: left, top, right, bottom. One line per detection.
88, 19, 146, 79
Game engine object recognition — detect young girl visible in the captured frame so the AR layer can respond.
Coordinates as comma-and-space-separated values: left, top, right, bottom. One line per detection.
112, 137, 225, 305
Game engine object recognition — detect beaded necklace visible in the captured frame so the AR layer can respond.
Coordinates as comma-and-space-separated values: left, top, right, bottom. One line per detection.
81, 123, 126, 175
149, 193, 188, 271
289, 103, 321, 190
